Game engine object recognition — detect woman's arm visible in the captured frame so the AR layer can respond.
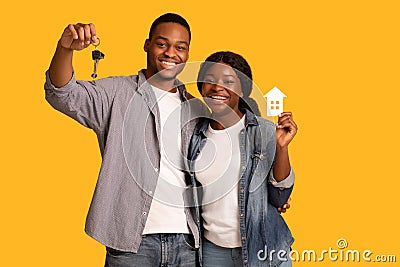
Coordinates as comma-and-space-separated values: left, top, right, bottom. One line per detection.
273, 112, 298, 181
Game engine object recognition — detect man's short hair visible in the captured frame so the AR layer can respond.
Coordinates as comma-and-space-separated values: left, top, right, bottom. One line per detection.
149, 13, 191, 43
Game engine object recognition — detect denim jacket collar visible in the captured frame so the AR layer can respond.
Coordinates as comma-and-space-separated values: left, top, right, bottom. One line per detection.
195, 108, 258, 137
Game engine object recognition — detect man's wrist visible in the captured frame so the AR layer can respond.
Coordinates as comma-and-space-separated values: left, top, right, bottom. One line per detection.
57, 40, 74, 53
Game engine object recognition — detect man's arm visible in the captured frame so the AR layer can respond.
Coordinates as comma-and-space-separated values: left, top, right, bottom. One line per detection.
49, 23, 97, 87
45, 23, 116, 131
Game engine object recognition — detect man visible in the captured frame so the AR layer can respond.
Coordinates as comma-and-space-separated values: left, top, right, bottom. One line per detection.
45, 13, 203, 266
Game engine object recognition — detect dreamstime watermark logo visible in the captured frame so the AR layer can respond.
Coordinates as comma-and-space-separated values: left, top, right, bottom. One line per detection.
257, 238, 397, 263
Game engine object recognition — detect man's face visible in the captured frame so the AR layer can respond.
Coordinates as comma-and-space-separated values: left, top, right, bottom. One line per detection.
144, 22, 190, 81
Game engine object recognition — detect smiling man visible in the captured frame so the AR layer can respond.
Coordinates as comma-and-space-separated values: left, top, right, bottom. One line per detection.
44, 13, 203, 267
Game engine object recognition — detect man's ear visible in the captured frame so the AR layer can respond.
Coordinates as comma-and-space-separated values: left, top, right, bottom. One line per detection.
144, 39, 150, 52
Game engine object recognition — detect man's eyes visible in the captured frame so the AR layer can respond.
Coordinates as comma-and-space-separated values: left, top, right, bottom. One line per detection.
156, 43, 187, 51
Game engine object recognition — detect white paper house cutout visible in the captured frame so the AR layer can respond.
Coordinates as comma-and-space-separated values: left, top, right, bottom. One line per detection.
264, 87, 287, 116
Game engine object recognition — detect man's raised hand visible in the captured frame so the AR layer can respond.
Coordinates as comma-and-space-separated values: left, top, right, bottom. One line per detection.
59, 23, 98, 51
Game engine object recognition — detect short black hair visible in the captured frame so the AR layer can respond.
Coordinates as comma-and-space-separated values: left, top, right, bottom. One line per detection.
197, 51, 260, 115
149, 13, 191, 42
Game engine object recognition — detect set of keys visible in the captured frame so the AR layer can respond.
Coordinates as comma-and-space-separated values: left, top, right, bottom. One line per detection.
91, 38, 105, 79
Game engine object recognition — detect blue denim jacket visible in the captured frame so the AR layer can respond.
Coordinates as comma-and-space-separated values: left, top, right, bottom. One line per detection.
186, 109, 294, 267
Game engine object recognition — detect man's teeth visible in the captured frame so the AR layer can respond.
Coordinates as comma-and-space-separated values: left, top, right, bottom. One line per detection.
162, 61, 176, 66
210, 96, 228, 100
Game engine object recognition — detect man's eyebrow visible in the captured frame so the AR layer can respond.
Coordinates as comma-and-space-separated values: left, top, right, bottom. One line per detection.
154, 36, 189, 46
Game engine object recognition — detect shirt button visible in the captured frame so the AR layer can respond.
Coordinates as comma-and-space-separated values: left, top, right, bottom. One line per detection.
142, 212, 147, 216
240, 189, 244, 193
154, 168, 159, 172
241, 236, 245, 240
242, 166, 246, 170
149, 191, 153, 195
243, 259, 248, 264
240, 213, 244, 217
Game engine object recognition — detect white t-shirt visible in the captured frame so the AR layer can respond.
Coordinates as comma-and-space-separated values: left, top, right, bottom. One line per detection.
142, 85, 189, 234
194, 115, 246, 247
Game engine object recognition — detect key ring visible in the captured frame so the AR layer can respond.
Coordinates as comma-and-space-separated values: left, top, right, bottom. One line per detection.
91, 37, 101, 49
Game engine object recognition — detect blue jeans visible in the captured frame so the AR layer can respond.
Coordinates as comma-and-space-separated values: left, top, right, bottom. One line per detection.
105, 234, 197, 267
202, 238, 292, 267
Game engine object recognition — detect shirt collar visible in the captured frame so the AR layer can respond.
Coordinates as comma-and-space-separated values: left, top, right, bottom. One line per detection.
137, 69, 187, 100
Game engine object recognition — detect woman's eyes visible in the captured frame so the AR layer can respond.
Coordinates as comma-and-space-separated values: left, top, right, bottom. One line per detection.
204, 79, 235, 85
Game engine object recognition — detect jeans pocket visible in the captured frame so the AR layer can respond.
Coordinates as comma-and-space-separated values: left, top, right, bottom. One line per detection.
106, 247, 130, 257
180, 234, 197, 250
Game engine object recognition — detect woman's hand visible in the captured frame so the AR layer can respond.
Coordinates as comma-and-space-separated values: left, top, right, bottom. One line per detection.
276, 112, 298, 148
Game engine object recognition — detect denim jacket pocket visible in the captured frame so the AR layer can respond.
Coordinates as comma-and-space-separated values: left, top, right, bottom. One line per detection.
249, 155, 271, 193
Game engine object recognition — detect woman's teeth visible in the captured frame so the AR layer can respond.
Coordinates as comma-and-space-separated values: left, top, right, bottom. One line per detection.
210, 96, 228, 100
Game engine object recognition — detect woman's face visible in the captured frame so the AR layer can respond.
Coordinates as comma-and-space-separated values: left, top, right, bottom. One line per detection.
201, 62, 243, 116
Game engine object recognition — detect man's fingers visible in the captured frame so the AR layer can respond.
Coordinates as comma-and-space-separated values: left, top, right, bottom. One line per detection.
89, 23, 98, 42
84, 24, 92, 44
74, 24, 85, 43
67, 24, 78, 39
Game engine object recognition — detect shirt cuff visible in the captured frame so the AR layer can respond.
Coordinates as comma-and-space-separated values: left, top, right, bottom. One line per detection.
269, 167, 295, 189
45, 69, 77, 94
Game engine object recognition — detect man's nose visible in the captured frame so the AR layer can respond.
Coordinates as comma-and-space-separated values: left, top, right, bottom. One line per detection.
164, 46, 176, 58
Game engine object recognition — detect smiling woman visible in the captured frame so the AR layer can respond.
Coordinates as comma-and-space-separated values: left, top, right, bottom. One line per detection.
189, 51, 298, 266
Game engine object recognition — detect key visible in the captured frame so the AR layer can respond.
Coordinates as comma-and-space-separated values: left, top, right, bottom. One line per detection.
91, 49, 105, 79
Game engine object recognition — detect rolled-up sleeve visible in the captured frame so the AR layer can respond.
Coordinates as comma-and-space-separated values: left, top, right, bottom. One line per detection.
44, 70, 115, 131
268, 167, 295, 189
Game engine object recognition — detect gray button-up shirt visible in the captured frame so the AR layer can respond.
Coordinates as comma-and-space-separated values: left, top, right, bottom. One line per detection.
44, 70, 205, 252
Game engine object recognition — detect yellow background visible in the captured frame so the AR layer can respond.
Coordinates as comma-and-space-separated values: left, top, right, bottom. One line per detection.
1, 0, 399, 266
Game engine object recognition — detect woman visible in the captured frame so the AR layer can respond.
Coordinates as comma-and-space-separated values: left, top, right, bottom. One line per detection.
188, 51, 297, 266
